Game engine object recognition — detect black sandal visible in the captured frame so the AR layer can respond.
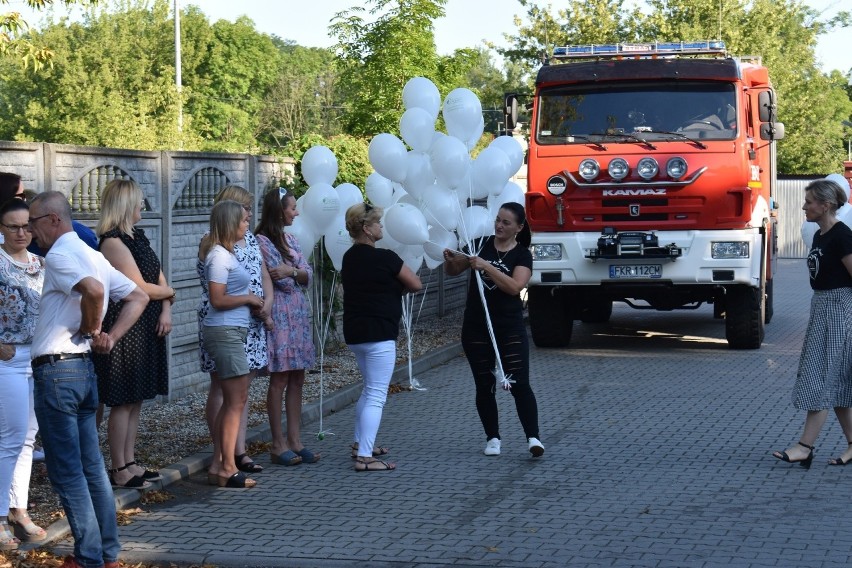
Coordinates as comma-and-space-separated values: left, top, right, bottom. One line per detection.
108, 464, 151, 489
772, 441, 815, 469
354, 458, 395, 472
829, 442, 852, 466
217, 471, 257, 488
126, 460, 161, 481
235, 453, 263, 473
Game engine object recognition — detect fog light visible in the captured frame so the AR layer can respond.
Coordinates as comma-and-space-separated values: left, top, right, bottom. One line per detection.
578, 159, 600, 181
636, 157, 659, 180
608, 158, 629, 181
666, 157, 688, 180
711, 242, 749, 258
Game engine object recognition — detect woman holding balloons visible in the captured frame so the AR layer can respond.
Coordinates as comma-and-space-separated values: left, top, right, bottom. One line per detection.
443, 202, 544, 459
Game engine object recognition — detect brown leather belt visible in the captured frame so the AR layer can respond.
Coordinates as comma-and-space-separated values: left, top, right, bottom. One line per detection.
31, 352, 90, 368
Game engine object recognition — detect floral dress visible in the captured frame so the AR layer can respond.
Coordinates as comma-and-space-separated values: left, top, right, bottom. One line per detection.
0, 248, 43, 345
197, 230, 268, 372
257, 233, 316, 372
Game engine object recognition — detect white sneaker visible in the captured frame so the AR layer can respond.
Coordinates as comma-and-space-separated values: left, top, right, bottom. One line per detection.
528, 437, 544, 457
483, 438, 501, 456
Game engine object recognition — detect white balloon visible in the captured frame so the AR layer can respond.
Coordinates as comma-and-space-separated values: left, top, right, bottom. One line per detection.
323, 217, 352, 272
472, 146, 512, 198
384, 202, 429, 246
826, 173, 851, 201
285, 215, 318, 256
424, 254, 443, 270
801, 220, 817, 249
402, 151, 435, 200
465, 115, 485, 151
488, 182, 526, 220
458, 205, 492, 245
423, 225, 458, 261
489, 135, 524, 176
301, 183, 341, 234
402, 77, 441, 120
422, 185, 460, 232
442, 88, 483, 142
336, 183, 363, 212
397, 244, 424, 273
400, 107, 436, 152
430, 135, 470, 190
365, 173, 394, 208
368, 133, 408, 183
397, 193, 421, 208
392, 184, 408, 203
301, 146, 338, 187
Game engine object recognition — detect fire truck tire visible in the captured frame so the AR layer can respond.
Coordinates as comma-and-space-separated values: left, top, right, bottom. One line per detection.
528, 286, 574, 347
725, 285, 765, 349
764, 278, 774, 324
580, 300, 613, 323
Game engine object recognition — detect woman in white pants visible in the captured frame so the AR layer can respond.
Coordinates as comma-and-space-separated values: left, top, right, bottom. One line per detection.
341, 203, 421, 471
0, 198, 47, 547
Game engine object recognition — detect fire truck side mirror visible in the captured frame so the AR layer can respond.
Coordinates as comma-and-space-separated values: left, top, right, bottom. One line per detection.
759, 121, 785, 141
504, 94, 519, 131
757, 91, 777, 123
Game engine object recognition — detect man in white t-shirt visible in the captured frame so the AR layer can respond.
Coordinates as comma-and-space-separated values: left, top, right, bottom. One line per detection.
28, 191, 148, 568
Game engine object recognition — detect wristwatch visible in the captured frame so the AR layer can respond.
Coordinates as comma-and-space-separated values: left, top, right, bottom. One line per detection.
82, 333, 93, 340
292, 266, 298, 278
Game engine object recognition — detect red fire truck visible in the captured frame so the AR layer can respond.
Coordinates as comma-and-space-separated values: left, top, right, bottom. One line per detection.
504, 41, 784, 349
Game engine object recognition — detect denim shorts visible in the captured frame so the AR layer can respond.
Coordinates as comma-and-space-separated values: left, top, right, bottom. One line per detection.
202, 325, 249, 379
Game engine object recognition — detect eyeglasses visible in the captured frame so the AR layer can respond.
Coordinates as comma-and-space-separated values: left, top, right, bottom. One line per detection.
0, 223, 31, 233
27, 213, 52, 227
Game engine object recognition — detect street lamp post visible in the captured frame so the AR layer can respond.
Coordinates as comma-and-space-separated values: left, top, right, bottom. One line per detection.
175, 0, 183, 148
843, 120, 852, 162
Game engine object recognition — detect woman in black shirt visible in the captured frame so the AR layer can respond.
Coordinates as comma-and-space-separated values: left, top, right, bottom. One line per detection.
773, 179, 852, 467
443, 202, 544, 458
341, 203, 422, 471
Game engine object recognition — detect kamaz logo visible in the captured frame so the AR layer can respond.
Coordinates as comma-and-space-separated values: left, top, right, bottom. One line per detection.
602, 188, 667, 196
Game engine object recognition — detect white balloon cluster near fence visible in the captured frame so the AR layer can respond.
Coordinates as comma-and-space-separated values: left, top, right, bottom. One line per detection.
293, 77, 525, 275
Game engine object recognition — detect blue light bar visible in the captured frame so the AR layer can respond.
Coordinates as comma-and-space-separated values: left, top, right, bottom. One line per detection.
553, 40, 726, 60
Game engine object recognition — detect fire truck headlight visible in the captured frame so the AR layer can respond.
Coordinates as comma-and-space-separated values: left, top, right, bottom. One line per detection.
636, 157, 659, 180
608, 158, 629, 181
666, 157, 688, 180
711, 242, 749, 259
578, 159, 600, 181
531, 244, 562, 261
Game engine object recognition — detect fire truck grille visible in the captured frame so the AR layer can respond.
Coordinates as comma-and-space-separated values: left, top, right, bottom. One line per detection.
603, 213, 668, 222
600, 199, 669, 222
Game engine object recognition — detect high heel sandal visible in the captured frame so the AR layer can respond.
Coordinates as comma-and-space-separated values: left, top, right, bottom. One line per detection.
108, 464, 151, 489
772, 441, 815, 469
7, 510, 46, 542
828, 442, 852, 466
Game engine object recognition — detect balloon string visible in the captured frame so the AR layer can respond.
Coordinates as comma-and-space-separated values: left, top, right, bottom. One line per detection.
306, 249, 337, 439
400, 282, 429, 391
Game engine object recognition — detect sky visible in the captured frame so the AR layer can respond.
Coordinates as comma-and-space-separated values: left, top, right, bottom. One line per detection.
6, 0, 851, 75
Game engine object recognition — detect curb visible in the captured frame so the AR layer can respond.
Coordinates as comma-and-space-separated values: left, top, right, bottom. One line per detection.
36, 340, 464, 551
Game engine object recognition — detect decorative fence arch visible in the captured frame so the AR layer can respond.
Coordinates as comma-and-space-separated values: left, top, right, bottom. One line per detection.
69, 164, 133, 213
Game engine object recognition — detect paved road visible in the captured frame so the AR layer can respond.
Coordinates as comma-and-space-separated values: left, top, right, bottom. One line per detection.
50, 258, 852, 567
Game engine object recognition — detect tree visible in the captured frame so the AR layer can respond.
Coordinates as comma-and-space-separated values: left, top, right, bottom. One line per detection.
256, 41, 344, 149
0, 0, 98, 69
497, 0, 852, 174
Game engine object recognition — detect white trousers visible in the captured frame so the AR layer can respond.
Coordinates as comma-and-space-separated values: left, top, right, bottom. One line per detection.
0, 344, 38, 514
349, 340, 395, 458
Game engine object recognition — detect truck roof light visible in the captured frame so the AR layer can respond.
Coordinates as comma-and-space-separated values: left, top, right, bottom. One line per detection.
637, 157, 659, 180
553, 40, 726, 61
608, 158, 630, 181
579, 159, 600, 181
666, 157, 688, 180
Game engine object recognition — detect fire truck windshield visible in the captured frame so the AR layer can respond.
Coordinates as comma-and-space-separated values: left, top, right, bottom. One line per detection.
537, 82, 737, 145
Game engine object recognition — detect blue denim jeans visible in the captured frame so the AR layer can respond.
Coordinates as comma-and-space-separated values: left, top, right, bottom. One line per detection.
33, 357, 119, 568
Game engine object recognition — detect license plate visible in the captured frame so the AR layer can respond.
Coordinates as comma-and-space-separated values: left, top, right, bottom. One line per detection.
609, 264, 662, 278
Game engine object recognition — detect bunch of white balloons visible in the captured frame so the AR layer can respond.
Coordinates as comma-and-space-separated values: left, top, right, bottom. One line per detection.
289, 77, 526, 273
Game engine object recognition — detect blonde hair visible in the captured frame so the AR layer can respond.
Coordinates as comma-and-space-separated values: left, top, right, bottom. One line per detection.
96, 179, 142, 236
345, 203, 383, 239
215, 185, 252, 208
202, 200, 244, 258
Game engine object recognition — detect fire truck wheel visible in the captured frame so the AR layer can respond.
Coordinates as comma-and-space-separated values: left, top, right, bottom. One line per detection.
724, 285, 765, 349
528, 286, 574, 348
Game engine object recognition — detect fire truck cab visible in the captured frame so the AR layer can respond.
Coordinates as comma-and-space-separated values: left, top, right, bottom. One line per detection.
505, 41, 784, 349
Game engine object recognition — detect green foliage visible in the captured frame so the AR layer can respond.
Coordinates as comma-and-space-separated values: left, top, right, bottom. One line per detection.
284, 133, 371, 192
0, 0, 99, 70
